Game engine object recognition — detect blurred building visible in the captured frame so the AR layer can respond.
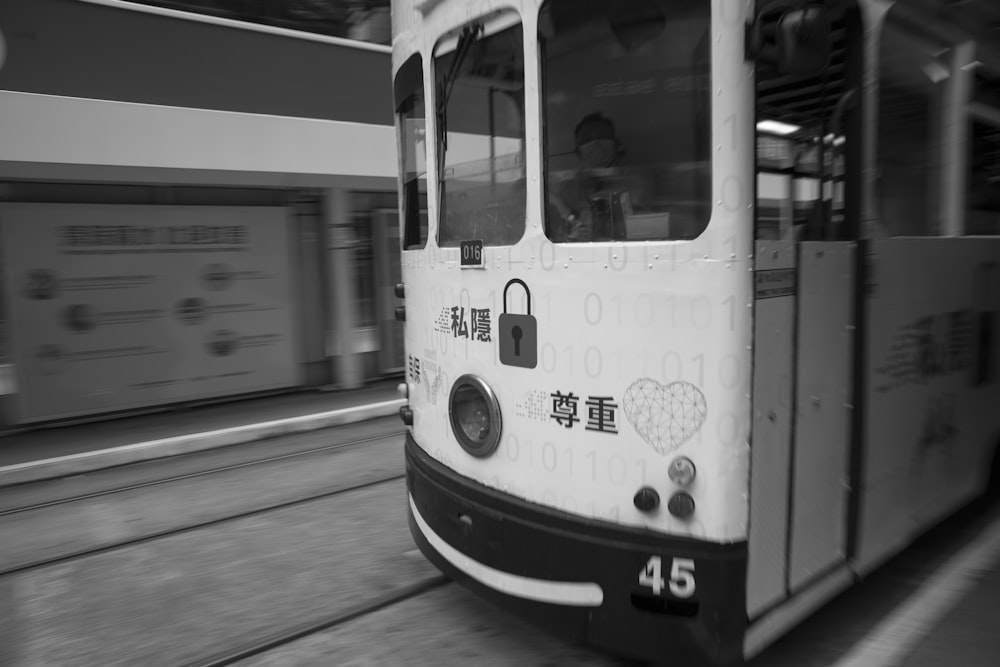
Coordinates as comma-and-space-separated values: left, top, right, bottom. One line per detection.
0, 0, 408, 427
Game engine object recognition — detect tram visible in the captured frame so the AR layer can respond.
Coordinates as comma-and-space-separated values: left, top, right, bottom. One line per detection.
391, 0, 1000, 663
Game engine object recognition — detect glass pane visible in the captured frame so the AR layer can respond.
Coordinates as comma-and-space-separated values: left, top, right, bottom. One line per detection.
540, 0, 711, 243
351, 191, 399, 328
435, 14, 526, 247
878, 14, 949, 236
968, 71, 1000, 235
396, 54, 429, 249
351, 210, 376, 327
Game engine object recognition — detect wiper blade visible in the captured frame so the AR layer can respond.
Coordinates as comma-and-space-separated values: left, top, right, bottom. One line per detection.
437, 22, 483, 156
442, 23, 483, 112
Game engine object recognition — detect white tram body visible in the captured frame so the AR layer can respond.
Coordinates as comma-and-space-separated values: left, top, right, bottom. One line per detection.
390, 0, 1000, 663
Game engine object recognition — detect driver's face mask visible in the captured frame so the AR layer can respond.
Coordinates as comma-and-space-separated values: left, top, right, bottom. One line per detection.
577, 139, 617, 169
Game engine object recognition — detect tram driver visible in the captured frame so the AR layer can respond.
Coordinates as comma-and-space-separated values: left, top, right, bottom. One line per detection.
547, 112, 655, 242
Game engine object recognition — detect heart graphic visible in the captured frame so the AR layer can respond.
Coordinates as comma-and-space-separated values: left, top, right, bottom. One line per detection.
623, 378, 708, 454
424, 371, 443, 405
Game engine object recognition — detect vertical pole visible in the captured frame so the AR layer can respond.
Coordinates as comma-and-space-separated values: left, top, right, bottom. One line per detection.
940, 41, 976, 237
489, 87, 496, 189
780, 173, 794, 239
860, 1, 892, 240
324, 187, 364, 390
290, 191, 327, 386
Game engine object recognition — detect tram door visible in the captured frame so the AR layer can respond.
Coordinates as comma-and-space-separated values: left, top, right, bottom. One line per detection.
746, 3, 863, 617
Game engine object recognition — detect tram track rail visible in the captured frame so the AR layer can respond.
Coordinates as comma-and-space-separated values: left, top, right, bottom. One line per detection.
0, 469, 406, 578
0, 433, 406, 580
0, 429, 405, 517
185, 575, 452, 667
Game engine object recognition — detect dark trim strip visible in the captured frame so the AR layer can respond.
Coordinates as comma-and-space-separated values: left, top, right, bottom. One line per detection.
846, 238, 869, 558
843, 0, 867, 560
783, 241, 803, 594
406, 434, 748, 666
407, 432, 747, 555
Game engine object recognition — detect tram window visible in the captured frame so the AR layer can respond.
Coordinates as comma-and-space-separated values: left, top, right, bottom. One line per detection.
434, 12, 526, 247
539, 0, 710, 243
755, 129, 848, 241
395, 53, 428, 249
754, 1, 859, 242
877, 14, 948, 237
967, 71, 1000, 235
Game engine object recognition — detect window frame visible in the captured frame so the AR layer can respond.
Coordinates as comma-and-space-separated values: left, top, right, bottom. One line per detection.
394, 53, 429, 250
537, 0, 713, 244
431, 9, 528, 249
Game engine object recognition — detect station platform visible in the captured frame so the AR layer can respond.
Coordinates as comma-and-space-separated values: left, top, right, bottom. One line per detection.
0, 379, 406, 488
830, 507, 1000, 667
901, 549, 1000, 667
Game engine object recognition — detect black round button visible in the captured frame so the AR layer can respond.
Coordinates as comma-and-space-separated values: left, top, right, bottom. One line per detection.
667, 492, 696, 519
633, 486, 660, 512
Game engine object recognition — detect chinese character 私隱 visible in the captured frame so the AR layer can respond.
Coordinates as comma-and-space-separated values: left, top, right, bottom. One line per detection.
451, 306, 469, 338
471, 308, 492, 342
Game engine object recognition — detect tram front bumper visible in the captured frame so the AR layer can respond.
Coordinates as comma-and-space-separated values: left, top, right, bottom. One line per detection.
405, 432, 748, 666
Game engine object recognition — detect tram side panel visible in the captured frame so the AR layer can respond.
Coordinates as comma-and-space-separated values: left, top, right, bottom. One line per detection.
747, 240, 797, 618
788, 241, 855, 592
747, 240, 856, 616
855, 237, 1000, 575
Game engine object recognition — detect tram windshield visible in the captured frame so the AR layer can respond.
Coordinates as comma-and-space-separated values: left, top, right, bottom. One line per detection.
434, 11, 526, 247
540, 0, 711, 242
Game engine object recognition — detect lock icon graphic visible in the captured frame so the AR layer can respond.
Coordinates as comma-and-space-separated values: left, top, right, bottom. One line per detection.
499, 278, 537, 368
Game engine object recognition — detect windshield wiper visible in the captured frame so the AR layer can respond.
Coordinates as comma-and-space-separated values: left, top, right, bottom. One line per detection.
437, 22, 483, 180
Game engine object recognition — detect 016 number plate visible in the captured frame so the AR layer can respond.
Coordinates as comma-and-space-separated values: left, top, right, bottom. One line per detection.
460, 239, 484, 268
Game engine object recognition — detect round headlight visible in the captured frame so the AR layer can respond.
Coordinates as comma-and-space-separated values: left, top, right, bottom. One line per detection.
448, 375, 502, 458
668, 456, 697, 486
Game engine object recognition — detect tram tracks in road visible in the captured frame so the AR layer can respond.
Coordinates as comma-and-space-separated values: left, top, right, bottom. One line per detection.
0, 427, 408, 577
0, 429, 405, 517
184, 575, 452, 667
183, 569, 649, 667
0, 471, 407, 577
3, 434, 447, 667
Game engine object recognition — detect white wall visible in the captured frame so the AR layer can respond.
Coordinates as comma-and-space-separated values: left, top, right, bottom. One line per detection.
0, 90, 398, 188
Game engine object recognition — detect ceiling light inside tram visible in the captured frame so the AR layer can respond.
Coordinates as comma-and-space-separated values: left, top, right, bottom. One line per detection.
922, 61, 949, 83
756, 119, 801, 136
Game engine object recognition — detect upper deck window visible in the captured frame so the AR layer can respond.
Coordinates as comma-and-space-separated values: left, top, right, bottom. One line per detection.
434, 12, 526, 247
540, 0, 711, 243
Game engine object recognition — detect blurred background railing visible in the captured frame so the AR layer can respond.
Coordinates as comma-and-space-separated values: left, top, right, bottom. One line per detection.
129, 0, 391, 44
